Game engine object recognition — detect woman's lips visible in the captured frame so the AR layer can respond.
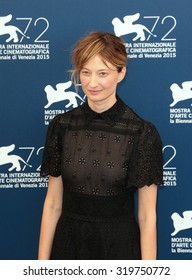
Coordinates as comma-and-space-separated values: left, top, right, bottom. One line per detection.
88, 90, 101, 95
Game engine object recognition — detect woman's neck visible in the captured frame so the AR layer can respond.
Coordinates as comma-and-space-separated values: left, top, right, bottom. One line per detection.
87, 96, 117, 113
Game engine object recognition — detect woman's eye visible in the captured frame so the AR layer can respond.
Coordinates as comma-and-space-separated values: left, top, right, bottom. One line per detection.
81, 70, 90, 76
99, 72, 108, 77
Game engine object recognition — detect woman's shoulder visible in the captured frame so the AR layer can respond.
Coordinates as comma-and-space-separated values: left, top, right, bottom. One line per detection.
125, 105, 159, 132
48, 105, 82, 127
122, 105, 162, 144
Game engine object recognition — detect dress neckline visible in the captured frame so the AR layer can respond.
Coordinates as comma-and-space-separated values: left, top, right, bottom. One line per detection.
81, 95, 127, 126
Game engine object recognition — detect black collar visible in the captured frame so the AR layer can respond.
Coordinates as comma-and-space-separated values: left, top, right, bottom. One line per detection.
81, 96, 127, 126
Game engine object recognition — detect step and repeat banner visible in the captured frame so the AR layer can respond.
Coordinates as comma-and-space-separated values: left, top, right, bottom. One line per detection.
0, 0, 192, 260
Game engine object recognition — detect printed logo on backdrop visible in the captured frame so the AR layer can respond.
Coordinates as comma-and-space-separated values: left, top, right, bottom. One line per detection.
0, 14, 50, 61
111, 13, 176, 59
169, 81, 192, 124
163, 145, 177, 187
0, 144, 48, 189
44, 80, 86, 125
171, 210, 192, 254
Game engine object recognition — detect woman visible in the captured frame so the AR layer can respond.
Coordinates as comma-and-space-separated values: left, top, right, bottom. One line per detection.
38, 31, 163, 260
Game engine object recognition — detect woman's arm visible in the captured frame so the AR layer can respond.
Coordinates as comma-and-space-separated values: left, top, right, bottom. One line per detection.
38, 175, 63, 260
138, 184, 158, 260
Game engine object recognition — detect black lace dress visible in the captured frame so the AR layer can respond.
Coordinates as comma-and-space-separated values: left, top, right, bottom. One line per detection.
40, 96, 163, 260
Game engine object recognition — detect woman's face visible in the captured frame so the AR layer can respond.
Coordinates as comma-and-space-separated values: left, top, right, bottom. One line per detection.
80, 55, 126, 112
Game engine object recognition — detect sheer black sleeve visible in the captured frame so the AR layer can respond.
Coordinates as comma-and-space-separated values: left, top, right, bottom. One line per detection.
40, 115, 63, 177
127, 121, 163, 189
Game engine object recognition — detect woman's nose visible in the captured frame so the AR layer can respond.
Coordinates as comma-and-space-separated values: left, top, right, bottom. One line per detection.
89, 75, 98, 87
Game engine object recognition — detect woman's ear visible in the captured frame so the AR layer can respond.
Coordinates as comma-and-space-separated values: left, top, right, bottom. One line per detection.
118, 67, 126, 83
